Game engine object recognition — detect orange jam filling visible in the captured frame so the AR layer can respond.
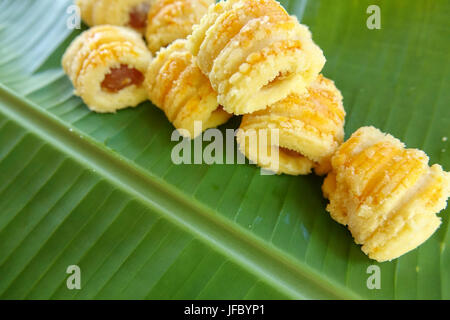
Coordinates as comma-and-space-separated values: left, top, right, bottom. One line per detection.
101, 64, 145, 93
128, 3, 150, 30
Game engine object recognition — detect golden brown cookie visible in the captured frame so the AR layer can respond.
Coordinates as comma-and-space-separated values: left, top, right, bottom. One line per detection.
76, 0, 154, 33
62, 25, 152, 113
145, 40, 231, 138
188, 0, 325, 115
323, 126, 450, 262
236, 75, 345, 175
145, 0, 214, 53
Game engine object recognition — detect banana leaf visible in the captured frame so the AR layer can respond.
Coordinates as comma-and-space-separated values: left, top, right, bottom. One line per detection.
0, 0, 448, 299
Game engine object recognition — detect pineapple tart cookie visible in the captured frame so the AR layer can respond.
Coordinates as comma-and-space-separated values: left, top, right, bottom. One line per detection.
76, 0, 154, 33
145, 40, 232, 139
236, 75, 345, 175
62, 25, 152, 113
145, 0, 214, 54
188, 0, 326, 115
322, 126, 450, 262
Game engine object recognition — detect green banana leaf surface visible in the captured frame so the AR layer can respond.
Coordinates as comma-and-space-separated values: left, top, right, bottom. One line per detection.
0, 0, 449, 299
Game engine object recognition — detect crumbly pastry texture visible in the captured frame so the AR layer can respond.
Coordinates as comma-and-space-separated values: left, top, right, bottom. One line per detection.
145, 39, 232, 139
62, 25, 152, 113
322, 126, 450, 262
187, 0, 326, 115
65, 0, 449, 264
236, 75, 345, 175
76, 0, 155, 33
145, 0, 214, 54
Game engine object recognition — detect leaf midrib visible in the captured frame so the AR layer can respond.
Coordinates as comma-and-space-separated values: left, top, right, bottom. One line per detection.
0, 83, 360, 300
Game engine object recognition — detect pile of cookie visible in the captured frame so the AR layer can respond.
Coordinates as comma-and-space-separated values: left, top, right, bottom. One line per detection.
62, 0, 449, 262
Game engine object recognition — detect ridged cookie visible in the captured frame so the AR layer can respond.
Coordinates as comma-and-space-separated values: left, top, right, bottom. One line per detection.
236, 75, 345, 175
322, 126, 450, 262
188, 0, 325, 115
76, 0, 154, 33
62, 25, 152, 113
146, 40, 232, 138
145, 0, 214, 53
